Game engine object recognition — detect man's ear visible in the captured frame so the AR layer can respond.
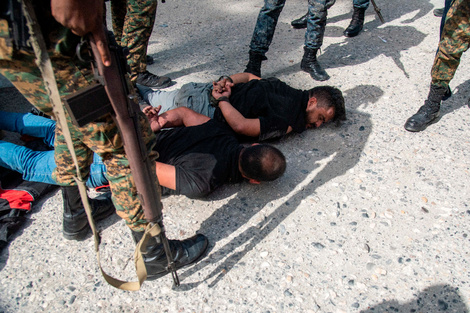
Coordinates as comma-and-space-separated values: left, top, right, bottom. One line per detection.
327, 107, 335, 119
248, 178, 261, 185
251, 143, 260, 146
307, 97, 317, 110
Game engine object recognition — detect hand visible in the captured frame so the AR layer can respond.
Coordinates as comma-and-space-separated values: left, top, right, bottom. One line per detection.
51, 0, 111, 66
142, 105, 163, 132
212, 79, 233, 100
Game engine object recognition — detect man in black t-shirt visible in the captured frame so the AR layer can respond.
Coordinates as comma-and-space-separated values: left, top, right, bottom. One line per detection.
139, 73, 346, 141
0, 108, 285, 200
143, 106, 286, 198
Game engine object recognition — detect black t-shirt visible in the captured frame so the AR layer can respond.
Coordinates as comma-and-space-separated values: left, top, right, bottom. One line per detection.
214, 77, 309, 141
154, 119, 244, 198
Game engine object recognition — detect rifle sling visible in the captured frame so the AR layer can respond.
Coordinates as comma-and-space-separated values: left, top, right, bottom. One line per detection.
22, 0, 151, 291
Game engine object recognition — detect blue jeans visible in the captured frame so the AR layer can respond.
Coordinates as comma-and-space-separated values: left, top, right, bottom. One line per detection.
0, 112, 108, 188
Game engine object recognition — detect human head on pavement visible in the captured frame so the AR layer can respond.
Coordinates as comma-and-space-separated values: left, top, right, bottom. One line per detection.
238, 144, 286, 185
306, 86, 346, 129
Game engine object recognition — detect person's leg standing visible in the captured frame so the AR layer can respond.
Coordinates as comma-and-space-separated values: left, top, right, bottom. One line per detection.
404, 0, 469, 132
344, 0, 370, 37
301, 0, 336, 81
353, 0, 370, 10
440, 0, 454, 36
52, 112, 158, 231
244, 0, 286, 77
122, 0, 172, 89
110, 0, 128, 45
1, 1, 208, 275
432, 0, 469, 92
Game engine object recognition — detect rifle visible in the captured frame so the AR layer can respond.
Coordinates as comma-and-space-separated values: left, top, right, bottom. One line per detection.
371, 0, 385, 24
84, 31, 180, 287
20, 0, 177, 289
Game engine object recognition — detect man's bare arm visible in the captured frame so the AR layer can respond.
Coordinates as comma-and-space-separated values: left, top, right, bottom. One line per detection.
229, 73, 260, 84
212, 81, 261, 137
218, 100, 261, 137
156, 162, 176, 190
143, 106, 210, 132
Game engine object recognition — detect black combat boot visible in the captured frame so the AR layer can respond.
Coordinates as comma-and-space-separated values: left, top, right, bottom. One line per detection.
62, 185, 115, 240
132, 230, 208, 279
135, 70, 172, 89
291, 13, 308, 29
404, 100, 440, 132
404, 85, 451, 132
244, 50, 267, 78
300, 46, 330, 81
343, 7, 366, 37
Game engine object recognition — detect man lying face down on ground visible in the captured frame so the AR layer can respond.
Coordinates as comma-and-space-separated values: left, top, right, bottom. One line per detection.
141, 105, 286, 197
0, 109, 286, 199
138, 73, 346, 142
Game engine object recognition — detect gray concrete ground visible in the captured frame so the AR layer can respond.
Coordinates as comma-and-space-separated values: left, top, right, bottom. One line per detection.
1, 0, 470, 312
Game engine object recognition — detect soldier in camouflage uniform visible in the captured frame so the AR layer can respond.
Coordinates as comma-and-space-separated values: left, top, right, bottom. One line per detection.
244, 0, 336, 82
110, 0, 172, 89
0, 0, 207, 279
404, 0, 469, 132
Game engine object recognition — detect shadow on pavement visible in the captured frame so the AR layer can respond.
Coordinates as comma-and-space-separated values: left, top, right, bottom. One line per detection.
174, 85, 383, 290
360, 284, 469, 313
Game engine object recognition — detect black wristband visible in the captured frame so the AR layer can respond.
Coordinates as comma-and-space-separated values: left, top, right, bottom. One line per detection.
215, 96, 230, 107
210, 95, 230, 107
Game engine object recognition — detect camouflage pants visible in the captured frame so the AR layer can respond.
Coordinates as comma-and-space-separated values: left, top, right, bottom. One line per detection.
0, 31, 157, 231
431, 0, 470, 89
111, 0, 158, 81
249, 0, 336, 54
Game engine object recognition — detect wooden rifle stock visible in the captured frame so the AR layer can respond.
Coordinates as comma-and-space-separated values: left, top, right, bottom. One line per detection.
88, 31, 179, 286
89, 33, 163, 223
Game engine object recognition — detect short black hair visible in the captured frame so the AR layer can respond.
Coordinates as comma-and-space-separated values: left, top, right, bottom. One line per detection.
239, 144, 286, 181
308, 86, 346, 122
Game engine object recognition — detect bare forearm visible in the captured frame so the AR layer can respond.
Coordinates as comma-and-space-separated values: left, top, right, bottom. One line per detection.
158, 107, 210, 128
218, 100, 260, 137
156, 162, 176, 190
229, 73, 260, 84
